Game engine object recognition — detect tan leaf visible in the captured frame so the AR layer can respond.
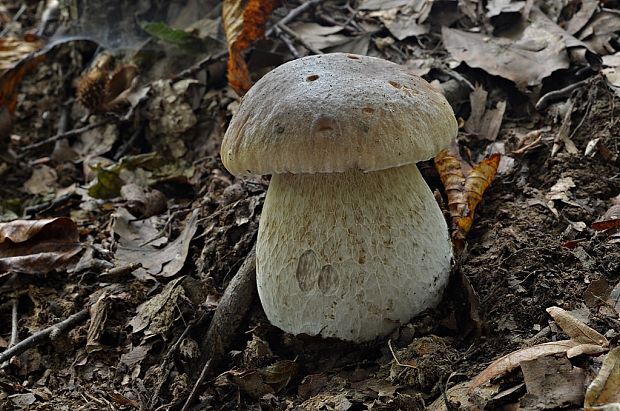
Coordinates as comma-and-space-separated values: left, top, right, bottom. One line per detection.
469, 340, 580, 391
222, 0, 280, 96
546, 306, 609, 347
585, 347, 620, 409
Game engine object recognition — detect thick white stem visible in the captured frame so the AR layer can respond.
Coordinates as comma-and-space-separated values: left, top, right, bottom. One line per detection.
256, 163, 452, 341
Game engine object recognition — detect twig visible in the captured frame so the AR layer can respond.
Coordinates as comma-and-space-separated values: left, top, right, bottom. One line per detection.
2, 298, 20, 368
266, 0, 324, 37
114, 124, 144, 160
0, 309, 89, 364
149, 311, 208, 410
99, 263, 142, 281
0, 4, 26, 37
273, 26, 302, 58
20, 118, 113, 152
9, 298, 18, 347
277, 23, 323, 55
387, 339, 417, 369
180, 360, 213, 411
535, 77, 591, 111
172, 50, 228, 81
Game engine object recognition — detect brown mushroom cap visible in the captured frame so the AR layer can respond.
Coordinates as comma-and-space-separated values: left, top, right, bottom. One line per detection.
221, 53, 457, 176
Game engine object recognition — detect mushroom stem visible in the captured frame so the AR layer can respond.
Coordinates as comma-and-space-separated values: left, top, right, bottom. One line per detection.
256, 163, 452, 342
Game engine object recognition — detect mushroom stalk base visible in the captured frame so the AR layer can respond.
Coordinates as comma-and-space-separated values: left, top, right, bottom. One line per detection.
256, 163, 452, 342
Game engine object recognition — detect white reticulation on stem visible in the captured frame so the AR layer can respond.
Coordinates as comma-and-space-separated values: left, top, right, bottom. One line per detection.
257, 163, 452, 341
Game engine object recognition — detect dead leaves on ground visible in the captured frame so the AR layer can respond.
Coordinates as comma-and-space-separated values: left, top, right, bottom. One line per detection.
222, 0, 280, 96
0, 217, 82, 277
467, 306, 619, 410
435, 142, 500, 249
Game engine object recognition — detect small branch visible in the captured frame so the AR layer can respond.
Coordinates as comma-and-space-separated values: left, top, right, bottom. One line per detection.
20, 118, 113, 152
273, 26, 302, 58
99, 263, 142, 281
9, 298, 18, 347
266, 0, 324, 37
388, 339, 417, 369
535, 78, 591, 111
180, 360, 213, 411
149, 311, 207, 410
172, 50, 228, 81
0, 309, 89, 364
277, 23, 323, 55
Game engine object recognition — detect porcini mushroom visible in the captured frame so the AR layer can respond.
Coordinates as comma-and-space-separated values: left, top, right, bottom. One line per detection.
221, 53, 457, 342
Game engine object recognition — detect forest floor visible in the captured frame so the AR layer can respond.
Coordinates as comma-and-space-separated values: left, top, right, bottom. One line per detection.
0, 0, 619, 410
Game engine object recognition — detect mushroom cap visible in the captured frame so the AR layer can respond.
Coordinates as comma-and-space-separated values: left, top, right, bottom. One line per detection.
221, 53, 458, 176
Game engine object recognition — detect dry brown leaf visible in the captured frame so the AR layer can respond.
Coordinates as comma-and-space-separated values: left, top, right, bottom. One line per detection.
546, 306, 609, 347
435, 142, 500, 246
469, 340, 580, 391
222, 0, 280, 96
464, 85, 506, 141
585, 347, 620, 409
0, 218, 82, 276
520, 354, 585, 409
592, 205, 620, 232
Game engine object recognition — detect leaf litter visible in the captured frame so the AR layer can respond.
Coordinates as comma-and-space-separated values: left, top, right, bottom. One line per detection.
0, 0, 619, 409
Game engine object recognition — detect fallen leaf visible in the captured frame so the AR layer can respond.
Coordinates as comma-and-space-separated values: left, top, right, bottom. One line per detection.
546, 306, 609, 347
128, 276, 186, 336
442, 8, 577, 89
86, 292, 109, 353
464, 85, 506, 141
290, 23, 349, 50
114, 208, 199, 278
519, 354, 585, 409
469, 340, 580, 391
585, 347, 620, 409
435, 142, 500, 247
0, 217, 82, 276
24, 165, 58, 195
222, 0, 280, 96
427, 381, 499, 410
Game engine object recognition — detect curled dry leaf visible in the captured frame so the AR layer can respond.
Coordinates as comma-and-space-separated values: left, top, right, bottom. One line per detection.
434, 142, 500, 247
546, 306, 609, 347
222, 0, 280, 96
0, 217, 82, 276
469, 340, 580, 391
585, 347, 620, 410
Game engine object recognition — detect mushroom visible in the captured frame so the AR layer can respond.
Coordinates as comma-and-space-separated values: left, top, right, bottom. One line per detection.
221, 53, 457, 342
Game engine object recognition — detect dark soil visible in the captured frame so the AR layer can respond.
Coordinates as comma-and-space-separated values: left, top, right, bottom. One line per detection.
1, 1, 619, 411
